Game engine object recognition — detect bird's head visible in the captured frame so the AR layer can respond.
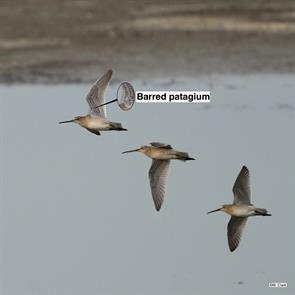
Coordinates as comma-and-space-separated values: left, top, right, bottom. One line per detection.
74, 116, 83, 122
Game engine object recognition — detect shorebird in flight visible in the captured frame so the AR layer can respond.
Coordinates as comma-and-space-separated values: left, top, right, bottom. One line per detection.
122, 142, 195, 211
59, 69, 127, 135
207, 166, 271, 252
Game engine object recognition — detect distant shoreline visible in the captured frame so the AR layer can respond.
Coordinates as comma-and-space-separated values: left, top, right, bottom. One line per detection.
0, 0, 294, 83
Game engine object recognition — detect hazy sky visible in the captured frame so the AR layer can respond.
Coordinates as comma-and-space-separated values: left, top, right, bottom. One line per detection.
0, 74, 294, 294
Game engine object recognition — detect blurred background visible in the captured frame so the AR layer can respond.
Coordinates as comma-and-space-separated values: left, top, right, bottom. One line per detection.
0, 0, 294, 82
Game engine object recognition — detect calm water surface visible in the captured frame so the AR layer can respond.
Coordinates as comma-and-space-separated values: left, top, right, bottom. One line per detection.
0, 75, 294, 294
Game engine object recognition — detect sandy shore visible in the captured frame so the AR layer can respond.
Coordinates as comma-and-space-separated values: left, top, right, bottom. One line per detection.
0, 0, 294, 83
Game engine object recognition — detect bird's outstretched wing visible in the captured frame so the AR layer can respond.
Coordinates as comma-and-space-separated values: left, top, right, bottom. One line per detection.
86, 69, 112, 118
85, 128, 101, 136
150, 142, 172, 149
148, 159, 170, 211
227, 216, 248, 252
232, 166, 251, 205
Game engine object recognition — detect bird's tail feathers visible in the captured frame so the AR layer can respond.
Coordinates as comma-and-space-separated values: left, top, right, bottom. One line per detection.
255, 208, 271, 216
177, 152, 195, 161
109, 122, 127, 131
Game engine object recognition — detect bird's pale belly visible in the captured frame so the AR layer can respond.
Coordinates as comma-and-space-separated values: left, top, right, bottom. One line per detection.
226, 205, 255, 217
145, 149, 176, 160
86, 117, 110, 130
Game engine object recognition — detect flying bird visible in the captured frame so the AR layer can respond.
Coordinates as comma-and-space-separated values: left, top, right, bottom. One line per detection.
207, 166, 271, 252
59, 69, 127, 135
122, 142, 195, 211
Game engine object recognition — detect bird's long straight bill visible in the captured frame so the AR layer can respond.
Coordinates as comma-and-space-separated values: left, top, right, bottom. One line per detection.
59, 119, 74, 124
95, 98, 118, 108
207, 208, 221, 214
122, 148, 140, 154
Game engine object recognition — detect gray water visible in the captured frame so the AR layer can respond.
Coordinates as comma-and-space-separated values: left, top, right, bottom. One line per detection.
0, 75, 294, 294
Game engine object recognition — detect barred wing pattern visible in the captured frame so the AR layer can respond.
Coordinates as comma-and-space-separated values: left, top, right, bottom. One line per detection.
117, 82, 135, 111
233, 166, 251, 205
86, 69, 113, 118
227, 216, 248, 252
148, 159, 170, 211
